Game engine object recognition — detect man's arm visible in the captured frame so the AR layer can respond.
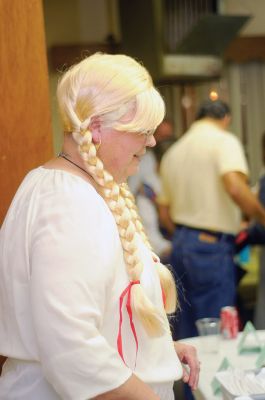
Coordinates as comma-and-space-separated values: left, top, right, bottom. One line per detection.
158, 204, 176, 236
222, 171, 265, 225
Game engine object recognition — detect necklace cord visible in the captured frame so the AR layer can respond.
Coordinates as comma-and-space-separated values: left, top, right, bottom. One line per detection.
58, 152, 91, 176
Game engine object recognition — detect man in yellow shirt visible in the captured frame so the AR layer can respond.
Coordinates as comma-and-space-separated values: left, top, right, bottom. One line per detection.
159, 99, 265, 340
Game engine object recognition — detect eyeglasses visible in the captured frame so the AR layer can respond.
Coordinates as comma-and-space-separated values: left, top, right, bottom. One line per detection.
138, 128, 156, 137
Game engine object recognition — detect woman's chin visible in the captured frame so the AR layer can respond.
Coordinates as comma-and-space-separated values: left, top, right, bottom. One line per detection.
113, 159, 141, 183
128, 164, 140, 178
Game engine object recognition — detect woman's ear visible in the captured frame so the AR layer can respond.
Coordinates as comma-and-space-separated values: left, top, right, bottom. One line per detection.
89, 117, 101, 146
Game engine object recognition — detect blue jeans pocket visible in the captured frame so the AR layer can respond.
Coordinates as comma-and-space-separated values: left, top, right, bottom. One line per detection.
182, 243, 225, 290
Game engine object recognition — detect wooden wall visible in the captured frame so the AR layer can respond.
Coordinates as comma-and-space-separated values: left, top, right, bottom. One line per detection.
0, 0, 53, 225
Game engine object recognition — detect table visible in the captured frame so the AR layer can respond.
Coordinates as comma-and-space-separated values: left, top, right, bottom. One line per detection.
182, 330, 265, 400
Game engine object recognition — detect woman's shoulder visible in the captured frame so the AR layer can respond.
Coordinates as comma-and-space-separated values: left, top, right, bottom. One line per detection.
19, 167, 104, 206
7, 167, 111, 229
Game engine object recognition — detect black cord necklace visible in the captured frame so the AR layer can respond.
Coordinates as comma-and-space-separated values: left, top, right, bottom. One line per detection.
58, 152, 90, 176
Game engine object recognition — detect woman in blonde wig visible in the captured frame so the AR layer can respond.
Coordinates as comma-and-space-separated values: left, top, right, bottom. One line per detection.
0, 53, 199, 400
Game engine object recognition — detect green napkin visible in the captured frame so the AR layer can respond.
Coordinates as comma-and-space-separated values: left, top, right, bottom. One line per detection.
211, 357, 232, 394
256, 345, 265, 368
237, 321, 262, 354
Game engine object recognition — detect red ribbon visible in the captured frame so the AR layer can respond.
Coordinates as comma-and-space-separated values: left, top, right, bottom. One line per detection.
117, 280, 140, 367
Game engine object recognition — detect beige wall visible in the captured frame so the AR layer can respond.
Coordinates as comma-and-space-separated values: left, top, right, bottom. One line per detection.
43, 0, 109, 46
221, 0, 265, 181
221, 0, 265, 36
43, 0, 115, 153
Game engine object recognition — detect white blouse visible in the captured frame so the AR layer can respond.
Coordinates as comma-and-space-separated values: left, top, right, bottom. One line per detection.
0, 167, 182, 399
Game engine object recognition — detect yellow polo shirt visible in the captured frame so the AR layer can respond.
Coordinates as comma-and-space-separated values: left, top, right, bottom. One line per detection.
159, 120, 249, 234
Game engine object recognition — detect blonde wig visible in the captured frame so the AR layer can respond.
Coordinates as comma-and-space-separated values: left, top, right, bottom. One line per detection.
57, 53, 178, 336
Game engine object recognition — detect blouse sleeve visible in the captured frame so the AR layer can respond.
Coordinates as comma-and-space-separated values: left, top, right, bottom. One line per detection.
29, 183, 131, 399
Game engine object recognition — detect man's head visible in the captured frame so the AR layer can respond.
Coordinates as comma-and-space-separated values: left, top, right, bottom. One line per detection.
154, 119, 173, 144
153, 119, 175, 163
196, 99, 231, 129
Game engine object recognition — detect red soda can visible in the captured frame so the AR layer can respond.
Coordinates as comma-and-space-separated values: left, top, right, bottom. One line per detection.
220, 306, 239, 339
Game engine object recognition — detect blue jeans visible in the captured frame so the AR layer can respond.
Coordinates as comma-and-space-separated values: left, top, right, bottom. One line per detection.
170, 225, 236, 340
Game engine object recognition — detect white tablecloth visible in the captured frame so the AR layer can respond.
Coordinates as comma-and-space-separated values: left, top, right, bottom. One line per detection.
182, 330, 265, 400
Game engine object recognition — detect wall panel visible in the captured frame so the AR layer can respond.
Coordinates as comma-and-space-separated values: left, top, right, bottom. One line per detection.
0, 0, 53, 224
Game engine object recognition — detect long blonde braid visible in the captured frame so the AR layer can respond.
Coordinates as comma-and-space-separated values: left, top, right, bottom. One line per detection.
120, 183, 178, 314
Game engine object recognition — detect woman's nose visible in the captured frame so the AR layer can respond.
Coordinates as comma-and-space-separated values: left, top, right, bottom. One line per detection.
146, 134, 156, 147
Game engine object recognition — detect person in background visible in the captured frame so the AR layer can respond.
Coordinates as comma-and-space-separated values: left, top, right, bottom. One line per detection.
128, 119, 174, 262
158, 99, 265, 342
153, 119, 176, 165
0, 53, 200, 400
236, 131, 265, 329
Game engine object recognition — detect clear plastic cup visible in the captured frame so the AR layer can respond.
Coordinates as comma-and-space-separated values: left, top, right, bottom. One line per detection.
195, 317, 221, 353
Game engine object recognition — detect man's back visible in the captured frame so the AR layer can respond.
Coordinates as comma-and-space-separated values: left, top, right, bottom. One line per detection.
160, 119, 248, 234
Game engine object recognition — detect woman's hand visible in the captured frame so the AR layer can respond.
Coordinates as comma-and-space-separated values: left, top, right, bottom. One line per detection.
174, 341, 200, 391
